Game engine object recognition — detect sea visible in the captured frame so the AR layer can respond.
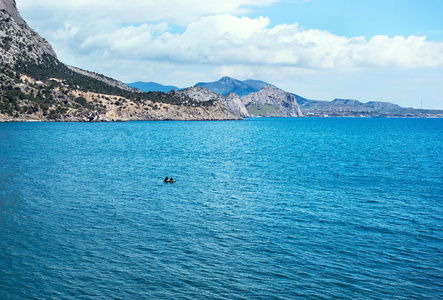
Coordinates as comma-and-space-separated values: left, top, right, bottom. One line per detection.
0, 118, 442, 299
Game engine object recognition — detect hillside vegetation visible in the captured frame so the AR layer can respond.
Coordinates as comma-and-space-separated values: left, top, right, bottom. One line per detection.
0, 6, 238, 121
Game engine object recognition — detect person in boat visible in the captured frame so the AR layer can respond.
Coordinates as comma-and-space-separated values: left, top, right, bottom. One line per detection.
164, 176, 169, 182
169, 177, 174, 182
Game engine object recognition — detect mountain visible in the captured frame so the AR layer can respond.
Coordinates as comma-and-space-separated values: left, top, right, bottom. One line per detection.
241, 86, 303, 117
331, 99, 363, 106
0, 0, 57, 65
196, 76, 308, 116
196, 76, 273, 97
127, 81, 179, 93
171, 86, 250, 118
0, 0, 239, 121
299, 98, 442, 117
329, 98, 399, 110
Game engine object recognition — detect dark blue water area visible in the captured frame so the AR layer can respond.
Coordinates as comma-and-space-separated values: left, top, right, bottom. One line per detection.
0, 118, 442, 299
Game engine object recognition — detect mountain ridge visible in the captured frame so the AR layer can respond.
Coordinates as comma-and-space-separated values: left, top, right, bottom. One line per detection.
127, 81, 179, 93
196, 76, 273, 97
125, 77, 443, 117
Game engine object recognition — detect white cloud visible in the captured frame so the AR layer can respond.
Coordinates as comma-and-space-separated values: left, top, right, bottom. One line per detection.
42, 14, 443, 70
361, 35, 443, 68
18, 0, 443, 71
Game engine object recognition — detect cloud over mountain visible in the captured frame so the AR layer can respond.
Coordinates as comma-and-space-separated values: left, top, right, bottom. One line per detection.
16, 0, 443, 109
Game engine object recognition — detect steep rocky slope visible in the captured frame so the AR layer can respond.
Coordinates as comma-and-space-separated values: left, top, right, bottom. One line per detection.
241, 86, 303, 117
0, 4, 56, 65
0, 0, 24, 25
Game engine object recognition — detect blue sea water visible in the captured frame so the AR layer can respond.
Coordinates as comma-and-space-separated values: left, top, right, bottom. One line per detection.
0, 118, 442, 299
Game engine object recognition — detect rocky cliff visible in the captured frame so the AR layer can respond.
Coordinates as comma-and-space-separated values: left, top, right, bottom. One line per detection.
0, 3, 57, 65
171, 86, 250, 118
0, 0, 24, 25
241, 86, 303, 117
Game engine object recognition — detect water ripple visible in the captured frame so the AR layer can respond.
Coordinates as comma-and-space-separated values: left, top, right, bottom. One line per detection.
0, 119, 442, 299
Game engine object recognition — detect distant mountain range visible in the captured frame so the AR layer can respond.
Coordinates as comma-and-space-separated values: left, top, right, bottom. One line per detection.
128, 77, 443, 117
127, 81, 179, 93
127, 77, 304, 117
196, 76, 274, 97
126, 76, 274, 96
128, 76, 308, 104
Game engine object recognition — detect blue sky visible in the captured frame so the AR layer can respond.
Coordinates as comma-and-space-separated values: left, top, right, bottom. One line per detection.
253, 0, 443, 42
18, 0, 443, 109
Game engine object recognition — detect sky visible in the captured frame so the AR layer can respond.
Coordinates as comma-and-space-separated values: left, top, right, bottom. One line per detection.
17, 0, 443, 109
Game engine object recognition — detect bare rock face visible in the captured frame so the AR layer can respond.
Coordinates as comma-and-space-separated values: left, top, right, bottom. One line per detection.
0, 1, 57, 65
171, 86, 250, 118
241, 86, 303, 117
223, 92, 250, 118
171, 85, 217, 102
0, 0, 24, 25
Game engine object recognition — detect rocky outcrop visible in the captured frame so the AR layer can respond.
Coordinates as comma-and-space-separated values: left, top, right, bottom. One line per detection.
171, 86, 250, 118
223, 92, 250, 118
241, 86, 303, 117
0, 0, 24, 25
170, 85, 216, 102
0, 4, 57, 66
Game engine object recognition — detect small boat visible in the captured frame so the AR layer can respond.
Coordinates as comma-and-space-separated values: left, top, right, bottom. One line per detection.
163, 177, 176, 183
